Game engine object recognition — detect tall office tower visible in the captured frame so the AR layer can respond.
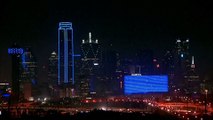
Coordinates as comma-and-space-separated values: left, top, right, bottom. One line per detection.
162, 50, 175, 91
174, 39, 191, 90
81, 32, 101, 96
20, 47, 37, 101
8, 44, 24, 103
58, 22, 74, 85
184, 56, 200, 95
135, 49, 154, 75
81, 32, 101, 68
102, 50, 122, 96
48, 51, 58, 98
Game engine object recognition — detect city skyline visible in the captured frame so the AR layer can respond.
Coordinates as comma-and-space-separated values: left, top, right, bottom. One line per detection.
0, 1, 213, 82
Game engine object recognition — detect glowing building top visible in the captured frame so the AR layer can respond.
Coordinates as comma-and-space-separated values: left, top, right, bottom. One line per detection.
59, 22, 72, 29
82, 32, 98, 44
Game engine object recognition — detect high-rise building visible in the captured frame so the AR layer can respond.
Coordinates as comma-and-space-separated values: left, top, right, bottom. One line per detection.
58, 22, 74, 85
162, 50, 175, 91
184, 56, 200, 95
58, 22, 74, 98
19, 47, 37, 101
174, 39, 191, 89
80, 32, 101, 96
81, 32, 101, 69
135, 49, 154, 75
48, 51, 58, 98
8, 44, 24, 103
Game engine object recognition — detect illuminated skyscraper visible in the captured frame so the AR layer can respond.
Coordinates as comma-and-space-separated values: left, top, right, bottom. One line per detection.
8, 44, 24, 103
81, 32, 101, 67
81, 32, 101, 95
184, 56, 200, 95
20, 47, 37, 101
20, 48, 37, 84
174, 39, 192, 91
58, 22, 74, 85
48, 51, 58, 97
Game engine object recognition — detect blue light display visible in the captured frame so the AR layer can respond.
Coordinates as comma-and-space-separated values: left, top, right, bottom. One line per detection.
58, 22, 74, 85
8, 48, 24, 54
124, 75, 168, 94
2, 93, 10, 97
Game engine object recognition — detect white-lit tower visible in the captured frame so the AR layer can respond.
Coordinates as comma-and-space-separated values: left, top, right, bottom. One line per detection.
80, 32, 101, 95
81, 32, 101, 69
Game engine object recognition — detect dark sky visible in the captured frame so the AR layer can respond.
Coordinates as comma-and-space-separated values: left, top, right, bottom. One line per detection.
0, 1, 213, 82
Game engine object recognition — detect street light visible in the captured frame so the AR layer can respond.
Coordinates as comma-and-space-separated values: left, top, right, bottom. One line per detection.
204, 89, 208, 114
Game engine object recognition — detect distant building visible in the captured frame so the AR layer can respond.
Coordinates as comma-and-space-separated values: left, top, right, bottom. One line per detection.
174, 39, 191, 89
161, 50, 175, 91
8, 44, 24, 103
20, 47, 37, 101
184, 56, 200, 95
135, 49, 154, 75
48, 51, 58, 98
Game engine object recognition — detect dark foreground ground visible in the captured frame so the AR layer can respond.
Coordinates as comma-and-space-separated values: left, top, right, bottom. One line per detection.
1, 108, 212, 120
0, 109, 182, 120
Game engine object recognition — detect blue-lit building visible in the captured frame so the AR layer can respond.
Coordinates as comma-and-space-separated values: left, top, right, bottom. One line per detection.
58, 22, 74, 98
58, 22, 74, 85
8, 44, 24, 103
20, 47, 37, 101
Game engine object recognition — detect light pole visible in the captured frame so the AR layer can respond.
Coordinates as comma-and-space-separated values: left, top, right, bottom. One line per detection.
204, 89, 208, 114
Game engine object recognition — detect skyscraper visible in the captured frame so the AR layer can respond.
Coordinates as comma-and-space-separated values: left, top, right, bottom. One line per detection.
8, 44, 24, 103
174, 39, 192, 92
58, 22, 74, 85
80, 32, 101, 96
81, 32, 101, 68
48, 51, 58, 98
20, 47, 37, 101
184, 56, 200, 95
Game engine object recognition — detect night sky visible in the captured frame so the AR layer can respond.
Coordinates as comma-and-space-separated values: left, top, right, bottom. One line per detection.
0, 1, 213, 82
